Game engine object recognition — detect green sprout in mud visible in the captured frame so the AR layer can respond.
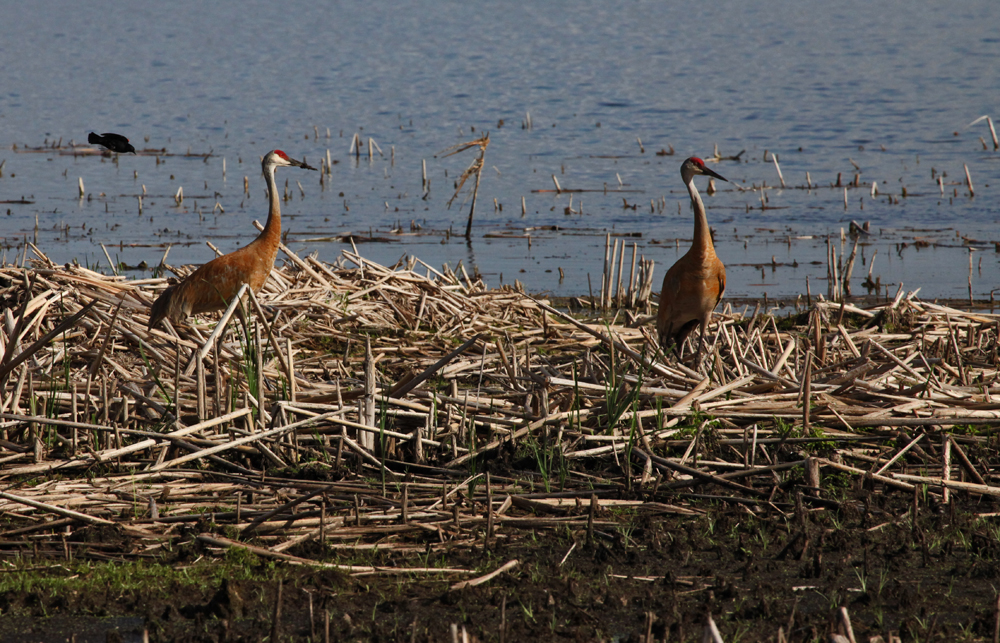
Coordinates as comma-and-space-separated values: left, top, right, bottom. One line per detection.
984, 522, 1000, 546
599, 337, 646, 484
600, 337, 644, 436
726, 518, 741, 540
571, 362, 581, 412
276, 371, 290, 403
875, 567, 889, 597
467, 473, 478, 500
953, 528, 972, 552
944, 577, 956, 599
676, 410, 709, 439
311, 428, 330, 465
235, 308, 262, 423
730, 622, 755, 643
748, 521, 770, 551
703, 514, 717, 537
773, 416, 799, 440
519, 599, 535, 623
813, 588, 842, 612
873, 607, 885, 630
950, 424, 983, 437
772, 416, 835, 452
853, 567, 869, 594
378, 395, 389, 488
570, 361, 586, 435
527, 434, 568, 493
616, 521, 636, 548
956, 622, 979, 641
138, 344, 175, 417
909, 615, 933, 640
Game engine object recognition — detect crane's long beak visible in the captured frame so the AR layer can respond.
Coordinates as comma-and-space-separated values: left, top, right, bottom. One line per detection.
703, 166, 728, 182
290, 157, 318, 171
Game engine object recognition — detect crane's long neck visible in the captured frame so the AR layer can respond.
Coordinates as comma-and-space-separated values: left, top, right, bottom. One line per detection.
687, 176, 715, 257
259, 163, 281, 250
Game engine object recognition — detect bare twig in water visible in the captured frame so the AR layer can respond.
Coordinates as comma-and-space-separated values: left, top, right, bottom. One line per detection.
442, 133, 490, 240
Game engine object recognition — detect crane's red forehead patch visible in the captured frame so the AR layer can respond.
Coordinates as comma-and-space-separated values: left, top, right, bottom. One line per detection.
273, 150, 289, 160
688, 157, 706, 167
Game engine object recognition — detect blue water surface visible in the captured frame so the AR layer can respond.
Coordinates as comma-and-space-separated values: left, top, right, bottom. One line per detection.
1, 0, 998, 300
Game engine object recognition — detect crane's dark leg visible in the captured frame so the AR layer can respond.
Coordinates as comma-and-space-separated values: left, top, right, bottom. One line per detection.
693, 319, 709, 369
662, 320, 698, 362
659, 322, 678, 358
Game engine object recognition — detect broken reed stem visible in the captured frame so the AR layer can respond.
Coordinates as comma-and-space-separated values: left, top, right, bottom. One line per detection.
985, 116, 999, 150
601, 234, 611, 310
772, 154, 785, 188
466, 157, 484, 240
969, 249, 975, 306
615, 240, 625, 307
964, 163, 975, 197
628, 243, 638, 308
842, 235, 859, 298
801, 353, 812, 431
942, 433, 952, 505
363, 337, 376, 449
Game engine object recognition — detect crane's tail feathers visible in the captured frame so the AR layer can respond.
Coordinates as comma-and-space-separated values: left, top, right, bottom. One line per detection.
660, 319, 699, 358
147, 285, 177, 331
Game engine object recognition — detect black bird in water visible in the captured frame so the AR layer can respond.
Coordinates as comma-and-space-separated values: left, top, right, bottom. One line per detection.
88, 132, 136, 154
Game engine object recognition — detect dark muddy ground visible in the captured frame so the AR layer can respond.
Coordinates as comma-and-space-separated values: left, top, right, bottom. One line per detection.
2, 476, 999, 643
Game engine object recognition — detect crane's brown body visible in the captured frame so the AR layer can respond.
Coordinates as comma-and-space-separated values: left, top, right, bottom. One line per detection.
148, 150, 315, 330
657, 157, 728, 358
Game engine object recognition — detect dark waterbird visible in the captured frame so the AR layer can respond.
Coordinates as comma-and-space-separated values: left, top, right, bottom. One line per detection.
88, 132, 136, 154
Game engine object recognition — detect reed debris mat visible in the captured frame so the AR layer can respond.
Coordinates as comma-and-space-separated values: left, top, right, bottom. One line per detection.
1, 242, 1000, 597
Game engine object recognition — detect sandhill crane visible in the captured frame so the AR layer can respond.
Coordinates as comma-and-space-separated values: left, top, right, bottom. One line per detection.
657, 157, 729, 360
148, 150, 316, 330
88, 132, 136, 154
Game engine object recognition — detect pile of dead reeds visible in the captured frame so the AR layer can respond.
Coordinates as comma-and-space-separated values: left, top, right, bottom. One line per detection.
1, 241, 999, 582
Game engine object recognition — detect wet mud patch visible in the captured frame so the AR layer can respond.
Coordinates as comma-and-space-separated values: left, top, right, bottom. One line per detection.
2, 486, 999, 642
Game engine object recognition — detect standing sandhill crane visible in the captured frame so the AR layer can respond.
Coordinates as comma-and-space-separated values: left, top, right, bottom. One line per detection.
88, 132, 136, 154
148, 150, 316, 330
657, 157, 729, 359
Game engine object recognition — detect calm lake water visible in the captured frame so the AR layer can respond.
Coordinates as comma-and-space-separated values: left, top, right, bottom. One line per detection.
1, 0, 998, 301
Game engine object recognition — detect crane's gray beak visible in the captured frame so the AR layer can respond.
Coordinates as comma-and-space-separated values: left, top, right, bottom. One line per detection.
703, 166, 728, 182
290, 157, 317, 171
